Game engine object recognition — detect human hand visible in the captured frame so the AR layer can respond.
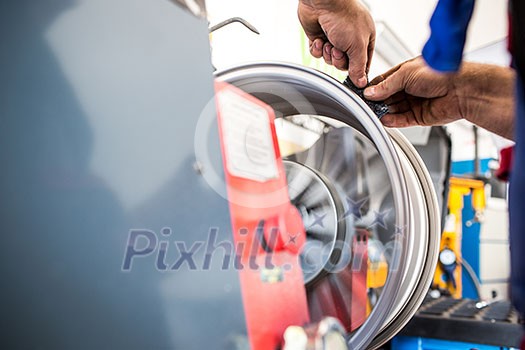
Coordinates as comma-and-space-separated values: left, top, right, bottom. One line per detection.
298, 0, 375, 88
363, 57, 462, 127
364, 57, 516, 140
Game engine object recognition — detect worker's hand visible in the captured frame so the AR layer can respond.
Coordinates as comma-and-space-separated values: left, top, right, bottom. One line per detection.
363, 57, 463, 127
298, 0, 375, 88
364, 57, 516, 140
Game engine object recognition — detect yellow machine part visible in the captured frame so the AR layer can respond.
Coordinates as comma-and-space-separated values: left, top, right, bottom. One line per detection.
366, 257, 389, 315
367, 260, 388, 289
433, 177, 485, 298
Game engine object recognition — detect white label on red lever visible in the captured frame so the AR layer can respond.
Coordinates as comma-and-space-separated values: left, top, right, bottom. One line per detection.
217, 89, 279, 182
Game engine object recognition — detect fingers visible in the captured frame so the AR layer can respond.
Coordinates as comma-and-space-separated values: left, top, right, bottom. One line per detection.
310, 38, 324, 58
386, 99, 410, 114
372, 89, 417, 128
322, 42, 349, 70
369, 75, 384, 86
368, 63, 402, 86
364, 67, 405, 101
384, 91, 406, 105
381, 112, 418, 128
376, 91, 418, 128
310, 39, 370, 88
347, 43, 369, 88
379, 63, 403, 80
299, 0, 376, 88
323, 42, 333, 65
331, 47, 348, 70
366, 35, 375, 74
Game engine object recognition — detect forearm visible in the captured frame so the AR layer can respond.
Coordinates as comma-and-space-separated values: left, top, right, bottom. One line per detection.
455, 63, 516, 140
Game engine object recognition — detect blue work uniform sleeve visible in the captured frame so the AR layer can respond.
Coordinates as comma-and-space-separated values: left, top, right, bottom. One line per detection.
422, 0, 476, 72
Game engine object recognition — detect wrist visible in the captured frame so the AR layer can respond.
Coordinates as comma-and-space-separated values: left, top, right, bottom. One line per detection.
453, 63, 494, 121
455, 63, 514, 120
453, 62, 515, 139
451, 63, 476, 121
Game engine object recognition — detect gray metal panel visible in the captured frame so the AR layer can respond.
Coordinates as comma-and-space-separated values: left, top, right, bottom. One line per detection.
0, 1, 245, 348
